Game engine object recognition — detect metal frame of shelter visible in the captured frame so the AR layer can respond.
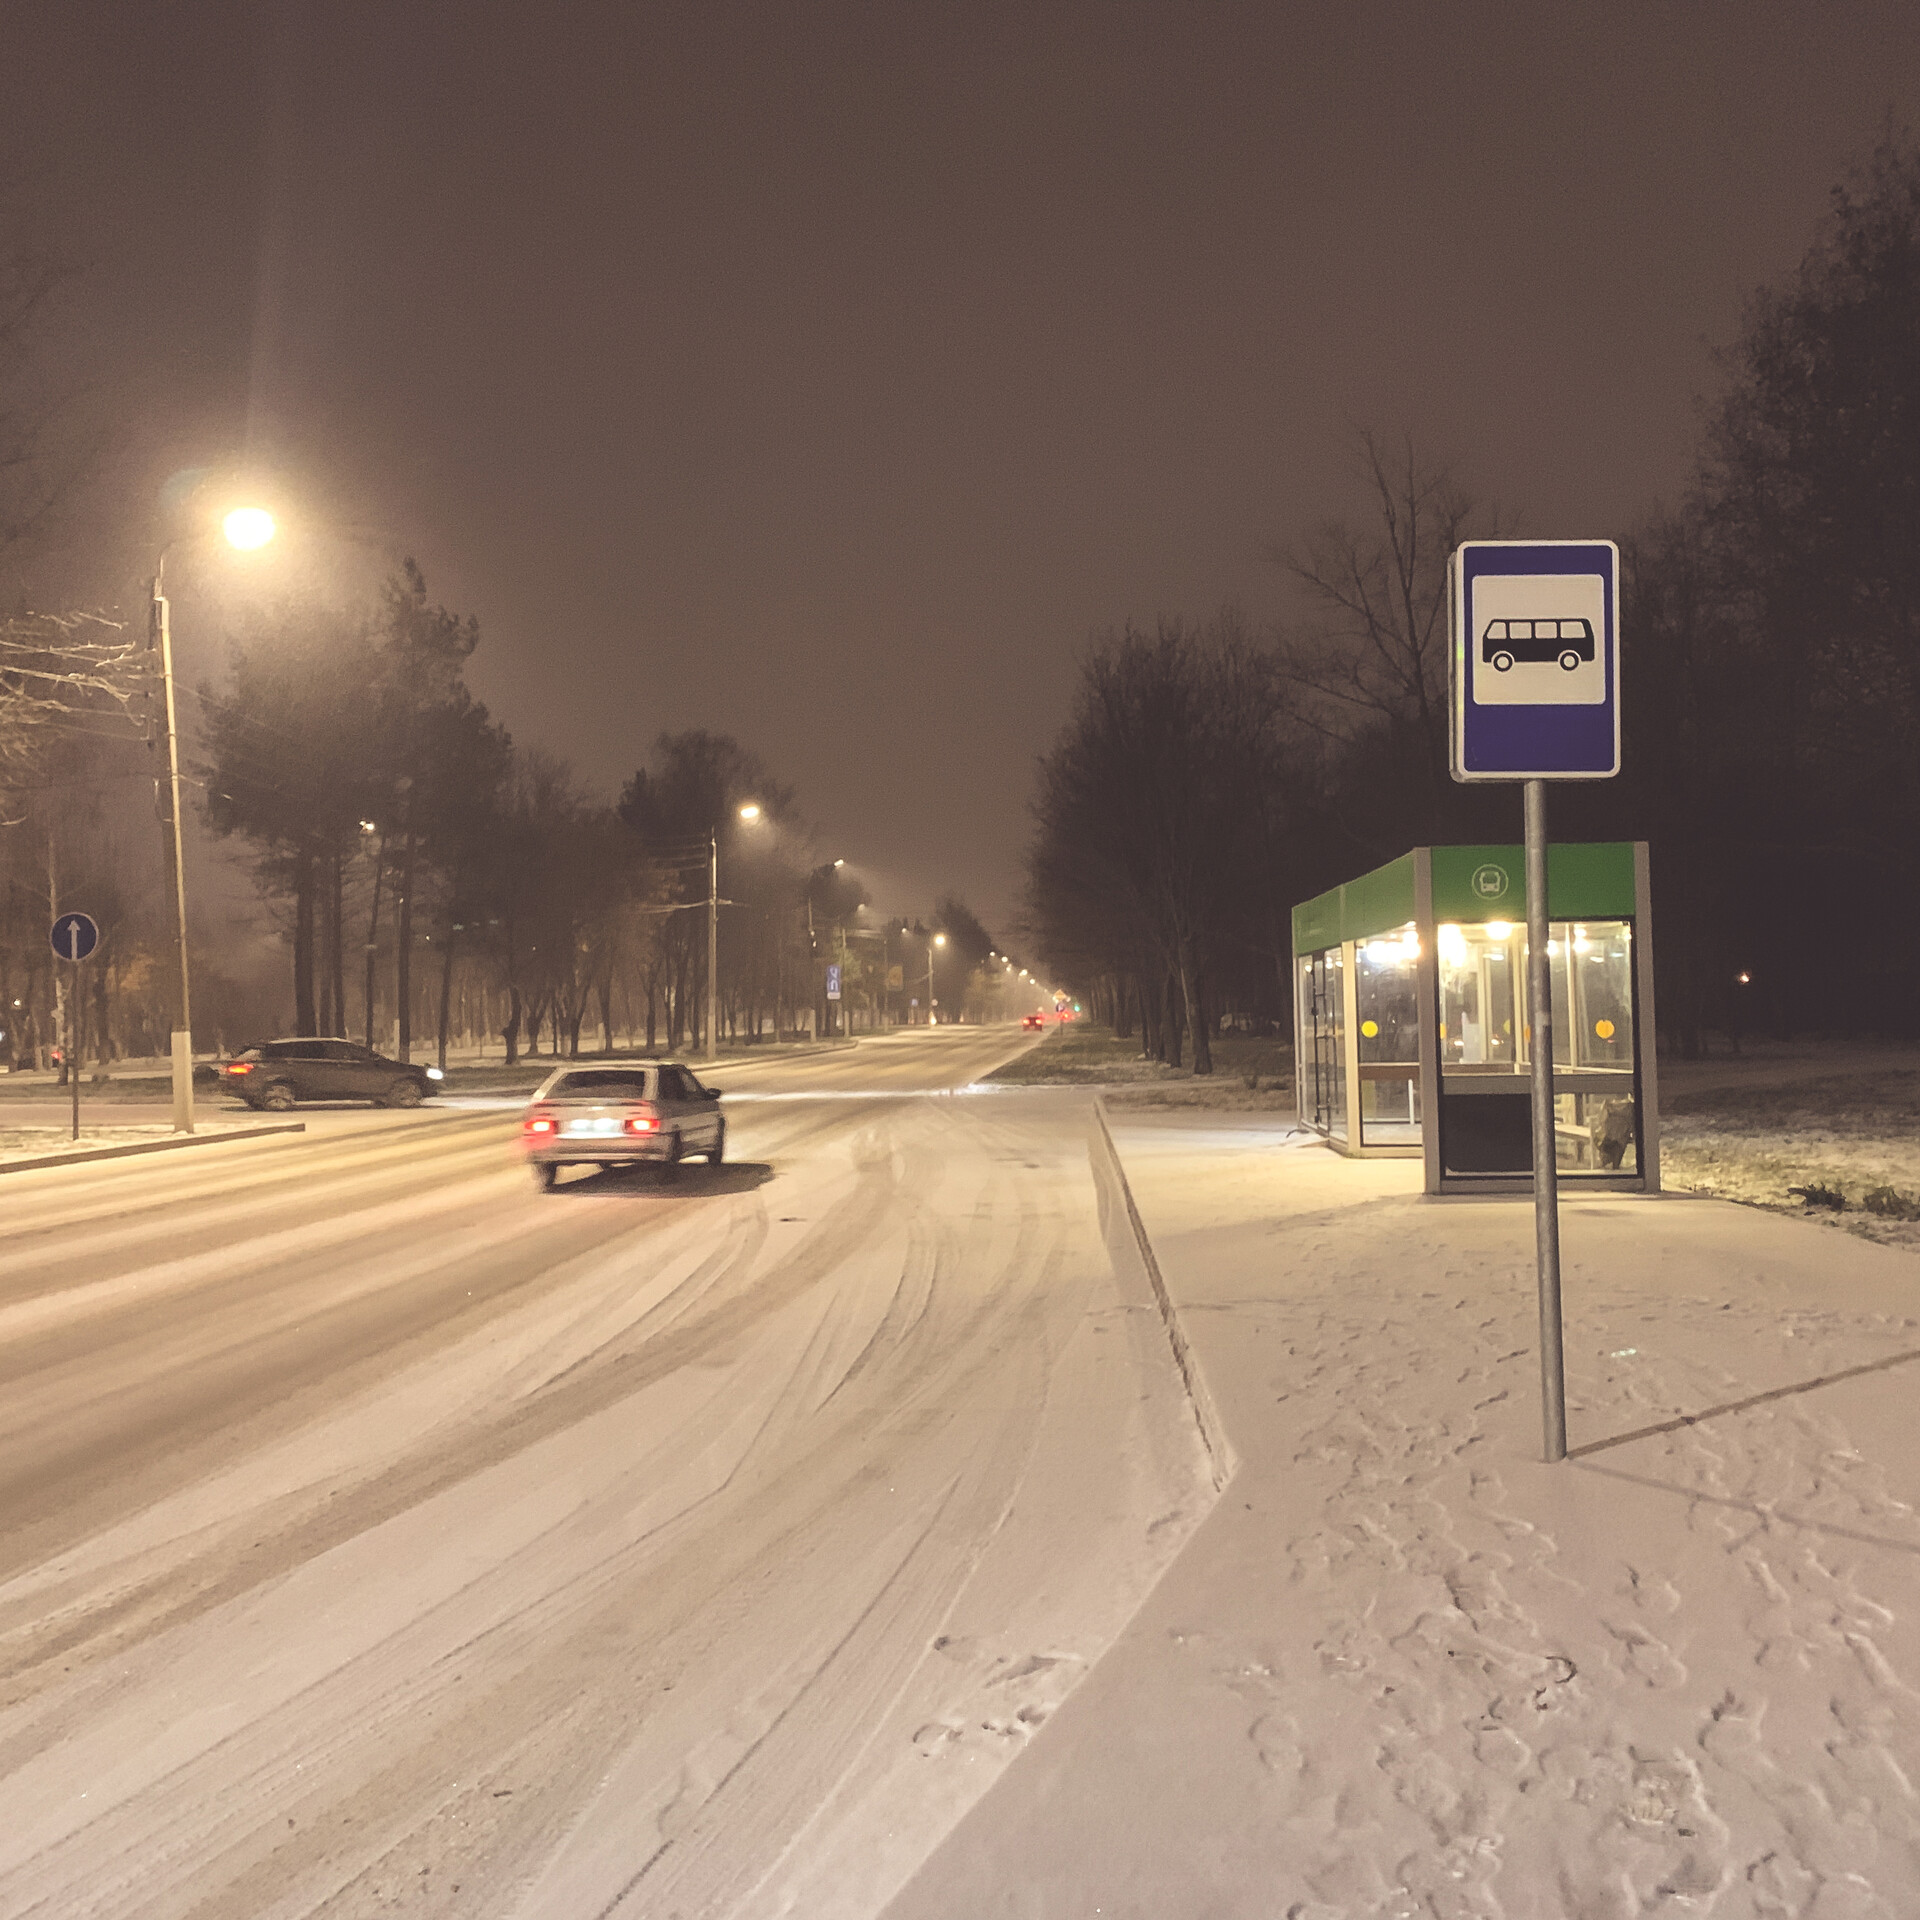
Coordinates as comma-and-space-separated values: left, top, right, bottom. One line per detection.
1291, 842, 1660, 1197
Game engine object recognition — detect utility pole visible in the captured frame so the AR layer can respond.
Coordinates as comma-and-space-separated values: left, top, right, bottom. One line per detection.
706, 825, 719, 1063
149, 562, 195, 1133
47, 832, 63, 1092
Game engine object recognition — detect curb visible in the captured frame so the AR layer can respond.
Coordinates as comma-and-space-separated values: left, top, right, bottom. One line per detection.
1093, 1096, 1237, 1492
0, 1120, 307, 1174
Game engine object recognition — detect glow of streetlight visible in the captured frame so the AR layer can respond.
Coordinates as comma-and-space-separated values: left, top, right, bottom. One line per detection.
738, 802, 762, 822
934, 933, 947, 947
833, 858, 844, 868
222, 506, 276, 551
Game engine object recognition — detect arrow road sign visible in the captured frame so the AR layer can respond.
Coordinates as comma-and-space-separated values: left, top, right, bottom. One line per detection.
51, 912, 100, 963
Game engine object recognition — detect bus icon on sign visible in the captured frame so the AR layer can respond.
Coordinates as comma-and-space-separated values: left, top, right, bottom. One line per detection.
1482, 617, 1595, 673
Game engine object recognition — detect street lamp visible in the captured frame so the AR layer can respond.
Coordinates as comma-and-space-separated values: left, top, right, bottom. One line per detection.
928, 931, 947, 1026
151, 503, 277, 1131
222, 506, 276, 551
708, 802, 764, 1062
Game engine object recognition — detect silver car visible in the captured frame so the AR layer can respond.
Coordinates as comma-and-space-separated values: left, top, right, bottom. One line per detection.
521, 1061, 725, 1189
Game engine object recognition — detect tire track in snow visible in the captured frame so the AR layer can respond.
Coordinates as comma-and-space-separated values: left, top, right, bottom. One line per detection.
0, 1091, 1205, 1920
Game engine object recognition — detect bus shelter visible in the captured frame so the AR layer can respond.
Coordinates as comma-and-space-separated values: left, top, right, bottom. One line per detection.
1291, 842, 1659, 1195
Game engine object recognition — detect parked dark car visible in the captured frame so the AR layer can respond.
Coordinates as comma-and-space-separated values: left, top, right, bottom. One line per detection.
222, 1038, 443, 1110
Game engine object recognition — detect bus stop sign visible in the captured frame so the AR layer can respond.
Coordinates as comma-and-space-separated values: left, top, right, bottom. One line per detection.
1450, 540, 1620, 782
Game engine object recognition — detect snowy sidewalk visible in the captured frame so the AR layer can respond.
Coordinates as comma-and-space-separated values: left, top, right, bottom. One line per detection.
885, 1108, 1920, 1919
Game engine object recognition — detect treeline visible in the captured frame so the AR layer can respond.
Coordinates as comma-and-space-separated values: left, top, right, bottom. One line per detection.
0, 568, 1006, 1070
196, 566, 1004, 1064
1028, 130, 1920, 1063
0, 178, 1026, 1071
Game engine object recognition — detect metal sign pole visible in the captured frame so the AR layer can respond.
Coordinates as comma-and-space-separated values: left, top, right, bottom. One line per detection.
69, 953, 80, 1142
1524, 779, 1567, 1461
51, 912, 101, 1143
1453, 540, 1619, 1464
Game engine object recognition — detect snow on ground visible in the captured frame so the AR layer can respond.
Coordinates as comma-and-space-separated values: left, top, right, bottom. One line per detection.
0, 1119, 274, 1164
1663, 1050, 1920, 1253
990, 1025, 1295, 1110
884, 1108, 1920, 1919
0, 1122, 177, 1155
0, 1058, 1214, 1919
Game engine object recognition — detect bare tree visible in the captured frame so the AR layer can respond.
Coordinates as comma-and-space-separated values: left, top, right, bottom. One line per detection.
1276, 429, 1488, 797
0, 199, 90, 580
1027, 615, 1283, 1074
0, 612, 140, 814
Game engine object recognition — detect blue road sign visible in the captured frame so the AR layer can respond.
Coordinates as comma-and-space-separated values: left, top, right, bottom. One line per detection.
1450, 540, 1620, 781
826, 962, 842, 1000
51, 912, 100, 962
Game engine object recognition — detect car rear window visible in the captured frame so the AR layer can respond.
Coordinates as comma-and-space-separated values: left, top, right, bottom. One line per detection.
548, 1070, 652, 1099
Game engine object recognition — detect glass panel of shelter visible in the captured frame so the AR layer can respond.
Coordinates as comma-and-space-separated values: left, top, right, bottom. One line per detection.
1435, 918, 1637, 1174
1297, 947, 1347, 1143
1355, 927, 1420, 1146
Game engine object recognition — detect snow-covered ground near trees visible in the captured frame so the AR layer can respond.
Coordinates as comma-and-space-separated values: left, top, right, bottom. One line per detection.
1662, 1046, 1920, 1253
885, 1092, 1920, 1920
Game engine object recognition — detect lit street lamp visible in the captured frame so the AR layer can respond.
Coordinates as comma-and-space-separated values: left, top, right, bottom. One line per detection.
151, 502, 276, 1130
709, 803, 764, 1063
928, 931, 946, 1025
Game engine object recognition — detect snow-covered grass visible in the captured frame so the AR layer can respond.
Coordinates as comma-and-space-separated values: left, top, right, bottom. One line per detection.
988, 1022, 1183, 1086
0, 1121, 272, 1164
990, 1023, 1296, 1109
1663, 1053, 1920, 1252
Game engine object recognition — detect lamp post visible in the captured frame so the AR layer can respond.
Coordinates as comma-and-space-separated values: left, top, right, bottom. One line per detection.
150, 504, 276, 1131
928, 931, 946, 1026
708, 803, 763, 1063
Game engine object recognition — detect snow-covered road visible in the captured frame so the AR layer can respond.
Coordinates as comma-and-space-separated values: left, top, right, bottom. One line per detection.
0, 1031, 1214, 1917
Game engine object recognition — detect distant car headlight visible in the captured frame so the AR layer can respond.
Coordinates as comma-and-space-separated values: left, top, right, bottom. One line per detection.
425, 1066, 444, 1080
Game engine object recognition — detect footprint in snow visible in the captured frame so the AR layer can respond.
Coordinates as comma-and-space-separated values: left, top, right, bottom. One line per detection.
1623, 1565, 1682, 1617
1606, 1620, 1688, 1689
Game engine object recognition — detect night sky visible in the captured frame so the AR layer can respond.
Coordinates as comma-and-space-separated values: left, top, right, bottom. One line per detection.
10, 2, 1920, 933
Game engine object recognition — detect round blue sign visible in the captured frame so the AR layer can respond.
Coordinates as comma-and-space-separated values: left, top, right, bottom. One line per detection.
50, 912, 100, 962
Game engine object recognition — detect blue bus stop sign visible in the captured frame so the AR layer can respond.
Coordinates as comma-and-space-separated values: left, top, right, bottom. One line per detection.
826, 962, 842, 1001
1450, 540, 1620, 781
51, 912, 100, 962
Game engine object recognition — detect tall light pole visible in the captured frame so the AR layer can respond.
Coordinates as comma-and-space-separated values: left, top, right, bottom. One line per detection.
708, 803, 763, 1063
928, 931, 946, 1026
150, 503, 276, 1131
706, 828, 719, 1063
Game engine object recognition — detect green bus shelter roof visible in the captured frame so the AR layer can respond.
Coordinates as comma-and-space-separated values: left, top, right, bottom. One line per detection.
1291, 842, 1638, 955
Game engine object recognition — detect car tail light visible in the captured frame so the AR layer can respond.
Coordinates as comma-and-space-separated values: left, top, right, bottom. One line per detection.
225, 1061, 254, 1075
624, 1104, 660, 1134
524, 1110, 557, 1134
